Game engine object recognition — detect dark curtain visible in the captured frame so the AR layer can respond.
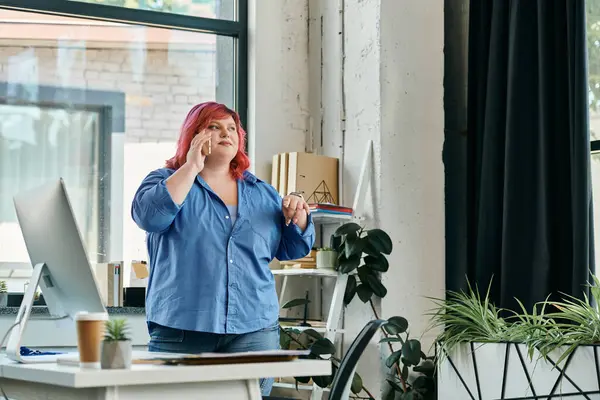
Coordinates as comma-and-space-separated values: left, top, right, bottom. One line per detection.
452, 0, 594, 312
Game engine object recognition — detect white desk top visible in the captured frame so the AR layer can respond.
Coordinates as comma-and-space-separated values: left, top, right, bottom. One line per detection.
0, 358, 331, 388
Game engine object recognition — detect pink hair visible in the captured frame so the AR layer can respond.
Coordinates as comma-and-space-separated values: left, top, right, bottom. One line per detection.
165, 102, 250, 180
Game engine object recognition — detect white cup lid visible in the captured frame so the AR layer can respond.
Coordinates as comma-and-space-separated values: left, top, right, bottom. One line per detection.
74, 311, 109, 321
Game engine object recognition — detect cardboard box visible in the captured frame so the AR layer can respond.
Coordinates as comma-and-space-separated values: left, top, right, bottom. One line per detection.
130, 260, 149, 288
286, 152, 339, 205
95, 262, 123, 307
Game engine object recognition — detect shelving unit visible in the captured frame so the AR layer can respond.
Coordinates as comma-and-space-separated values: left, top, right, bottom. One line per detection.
272, 140, 373, 400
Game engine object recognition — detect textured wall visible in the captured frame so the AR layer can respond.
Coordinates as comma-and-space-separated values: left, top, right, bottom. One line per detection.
0, 45, 216, 142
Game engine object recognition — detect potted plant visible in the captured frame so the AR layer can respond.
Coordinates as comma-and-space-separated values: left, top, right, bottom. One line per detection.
316, 247, 337, 269
431, 277, 600, 399
277, 222, 437, 399
101, 318, 132, 369
0, 281, 8, 307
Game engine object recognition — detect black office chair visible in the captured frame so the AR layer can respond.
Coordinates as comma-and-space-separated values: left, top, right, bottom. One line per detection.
264, 319, 387, 400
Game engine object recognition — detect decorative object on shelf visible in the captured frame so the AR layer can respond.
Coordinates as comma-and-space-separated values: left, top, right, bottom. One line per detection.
0, 281, 8, 307
279, 249, 316, 269
101, 318, 132, 369
431, 275, 600, 399
315, 247, 338, 269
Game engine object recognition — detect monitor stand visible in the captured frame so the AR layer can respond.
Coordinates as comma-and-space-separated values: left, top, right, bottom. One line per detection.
6, 262, 67, 363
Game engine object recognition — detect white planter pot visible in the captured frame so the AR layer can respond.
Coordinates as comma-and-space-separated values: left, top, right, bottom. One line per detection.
316, 251, 338, 269
101, 340, 132, 369
0, 293, 8, 307
438, 342, 600, 399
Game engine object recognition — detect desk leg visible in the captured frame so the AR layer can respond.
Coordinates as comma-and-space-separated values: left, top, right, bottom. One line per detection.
245, 379, 262, 400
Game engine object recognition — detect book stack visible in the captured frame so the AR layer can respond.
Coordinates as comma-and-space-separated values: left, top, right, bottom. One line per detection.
279, 249, 317, 269
308, 203, 353, 217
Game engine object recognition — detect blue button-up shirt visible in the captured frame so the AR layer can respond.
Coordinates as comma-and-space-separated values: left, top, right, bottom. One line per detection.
131, 168, 315, 334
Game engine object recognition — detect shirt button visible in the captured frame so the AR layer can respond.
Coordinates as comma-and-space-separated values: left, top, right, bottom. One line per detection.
225, 216, 230, 219
229, 259, 233, 263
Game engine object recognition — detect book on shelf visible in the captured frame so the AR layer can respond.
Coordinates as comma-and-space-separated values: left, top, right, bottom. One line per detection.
309, 203, 353, 216
279, 250, 316, 269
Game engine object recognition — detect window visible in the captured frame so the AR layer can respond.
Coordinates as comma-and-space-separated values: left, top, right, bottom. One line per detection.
68, 0, 237, 20
589, 2, 600, 270
0, 1, 246, 290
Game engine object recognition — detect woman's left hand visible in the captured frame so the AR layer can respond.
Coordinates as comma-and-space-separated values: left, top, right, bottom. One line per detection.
282, 193, 310, 227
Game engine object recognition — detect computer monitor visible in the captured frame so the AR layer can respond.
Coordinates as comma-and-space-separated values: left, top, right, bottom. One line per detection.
7, 178, 107, 363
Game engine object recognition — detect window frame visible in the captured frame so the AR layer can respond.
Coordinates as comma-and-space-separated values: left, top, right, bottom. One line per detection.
0, 0, 249, 127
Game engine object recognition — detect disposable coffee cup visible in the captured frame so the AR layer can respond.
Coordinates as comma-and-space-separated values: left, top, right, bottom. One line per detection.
75, 311, 108, 369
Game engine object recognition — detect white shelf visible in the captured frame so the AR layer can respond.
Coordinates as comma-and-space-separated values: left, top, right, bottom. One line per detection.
272, 268, 339, 277
279, 325, 345, 334
311, 212, 354, 224
273, 382, 331, 392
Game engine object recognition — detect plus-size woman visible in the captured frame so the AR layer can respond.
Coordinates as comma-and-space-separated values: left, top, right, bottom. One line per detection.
131, 102, 315, 395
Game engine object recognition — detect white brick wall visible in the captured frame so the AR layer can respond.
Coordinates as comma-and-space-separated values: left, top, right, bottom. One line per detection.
0, 44, 217, 142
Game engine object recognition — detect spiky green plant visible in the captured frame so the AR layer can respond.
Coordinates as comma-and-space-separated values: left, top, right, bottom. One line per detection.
542, 276, 600, 364
104, 318, 130, 342
427, 279, 509, 360
0, 281, 8, 293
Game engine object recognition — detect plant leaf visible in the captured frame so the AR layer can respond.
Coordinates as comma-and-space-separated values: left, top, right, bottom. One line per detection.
310, 338, 336, 355
364, 253, 389, 272
300, 329, 323, 343
313, 372, 333, 388
334, 222, 361, 237
295, 375, 310, 384
384, 316, 409, 334
351, 372, 363, 394
280, 331, 292, 349
413, 360, 435, 377
401, 339, 421, 366
383, 387, 398, 400
386, 378, 404, 392
281, 298, 311, 309
330, 234, 343, 252
338, 254, 361, 274
401, 364, 409, 380
345, 232, 363, 258
366, 228, 393, 254
344, 275, 357, 305
385, 350, 402, 368
356, 284, 373, 303
379, 337, 403, 343
358, 266, 387, 298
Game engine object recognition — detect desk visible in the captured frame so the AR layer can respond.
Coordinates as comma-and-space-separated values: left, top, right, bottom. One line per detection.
0, 358, 331, 399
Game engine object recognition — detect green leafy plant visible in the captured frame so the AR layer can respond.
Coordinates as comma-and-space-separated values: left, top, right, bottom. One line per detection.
330, 223, 392, 305
381, 316, 437, 400
0, 281, 7, 294
104, 318, 130, 342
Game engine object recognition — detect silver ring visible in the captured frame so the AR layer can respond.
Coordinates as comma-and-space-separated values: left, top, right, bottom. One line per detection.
289, 191, 303, 198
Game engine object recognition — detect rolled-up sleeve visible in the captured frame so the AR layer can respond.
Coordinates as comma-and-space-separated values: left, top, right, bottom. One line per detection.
131, 170, 182, 233
276, 213, 316, 261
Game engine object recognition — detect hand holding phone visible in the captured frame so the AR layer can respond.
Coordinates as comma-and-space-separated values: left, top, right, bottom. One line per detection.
186, 130, 212, 173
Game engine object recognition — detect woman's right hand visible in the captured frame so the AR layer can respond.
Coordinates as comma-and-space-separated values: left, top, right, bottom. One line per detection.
186, 130, 212, 173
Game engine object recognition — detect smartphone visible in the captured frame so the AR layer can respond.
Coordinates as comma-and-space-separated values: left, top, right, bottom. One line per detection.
201, 137, 211, 155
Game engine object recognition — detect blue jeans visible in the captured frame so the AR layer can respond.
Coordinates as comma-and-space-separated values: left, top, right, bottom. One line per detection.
147, 321, 280, 396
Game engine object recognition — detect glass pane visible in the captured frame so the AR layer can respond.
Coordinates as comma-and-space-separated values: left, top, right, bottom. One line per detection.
592, 154, 600, 270
68, 0, 236, 21
588, 1, 600, 141
0, 9, 234, 290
